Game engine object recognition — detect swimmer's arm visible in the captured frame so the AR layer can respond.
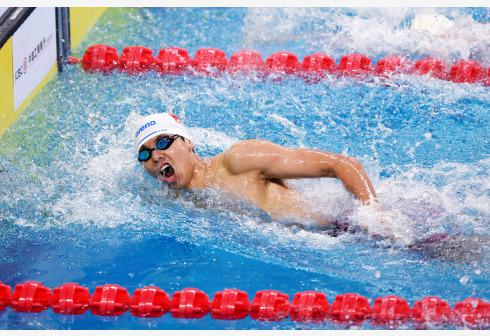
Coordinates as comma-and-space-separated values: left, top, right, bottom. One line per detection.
223, 140, 377, 205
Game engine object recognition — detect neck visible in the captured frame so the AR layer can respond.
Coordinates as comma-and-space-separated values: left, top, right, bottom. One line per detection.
187, 152, 212, 189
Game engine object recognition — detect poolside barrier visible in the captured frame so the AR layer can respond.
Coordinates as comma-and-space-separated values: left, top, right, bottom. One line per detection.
0, 8, 106, 138
0, 281, 489, 328
67, 44, 490, 86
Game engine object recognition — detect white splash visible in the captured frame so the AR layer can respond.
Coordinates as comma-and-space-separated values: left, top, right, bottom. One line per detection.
243, 8, 490, 62
49, 106, 490, 250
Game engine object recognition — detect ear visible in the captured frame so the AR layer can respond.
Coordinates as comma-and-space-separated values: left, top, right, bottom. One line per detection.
183, 137, 195, 153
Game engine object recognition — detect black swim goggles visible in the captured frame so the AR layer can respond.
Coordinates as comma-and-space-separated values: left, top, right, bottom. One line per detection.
138, 134, 181, 162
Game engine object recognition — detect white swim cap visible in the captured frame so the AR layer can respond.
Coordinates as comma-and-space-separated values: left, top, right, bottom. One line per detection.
133, 113, 192, 154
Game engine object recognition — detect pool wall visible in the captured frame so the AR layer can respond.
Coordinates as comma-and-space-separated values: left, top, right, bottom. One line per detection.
70, 8, 107, 52
0, 7, 106, 137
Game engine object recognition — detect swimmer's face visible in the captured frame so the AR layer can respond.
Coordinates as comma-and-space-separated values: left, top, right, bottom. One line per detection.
140, 134, 195, 189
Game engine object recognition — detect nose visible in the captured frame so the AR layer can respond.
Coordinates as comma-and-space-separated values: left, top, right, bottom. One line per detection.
151, 149, 167, 162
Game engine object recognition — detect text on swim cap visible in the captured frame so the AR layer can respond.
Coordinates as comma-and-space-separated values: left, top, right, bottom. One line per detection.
135, 120, 156, 137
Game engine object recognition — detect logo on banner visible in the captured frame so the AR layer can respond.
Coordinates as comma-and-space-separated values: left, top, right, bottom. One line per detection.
14, 34, 53, 82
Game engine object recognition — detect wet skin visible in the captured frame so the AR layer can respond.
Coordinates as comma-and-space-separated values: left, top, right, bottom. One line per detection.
141, 134, 489, 258
141, 134, 377, 224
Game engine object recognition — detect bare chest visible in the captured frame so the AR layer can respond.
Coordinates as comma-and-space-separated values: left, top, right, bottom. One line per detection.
211, 169, 309, 220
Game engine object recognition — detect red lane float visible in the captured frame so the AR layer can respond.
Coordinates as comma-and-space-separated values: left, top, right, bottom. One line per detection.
413, 57, 447, 80
0, 282, 11, 311
130, 286, 170, 318
11, 281, 52, 313
301, 53, 336, 81
90, 284, 131, 316
330, 293, 371, 323
412, 296, 452, 325
3, 280, 490, 329
452, 298, 490, 328
375, 56, 411, 76
81, 44, 119, 72
265, 52, 299, 75
211, 288, 250, 320
119, 46, 155, 74
74, 44, 489, 86
228, 50, 265, 74
52, 283, 90, 315
250, 290, 290, 321
192, 48, 227, 76
449, 60, 485, 83
170, 287, 209, 318
289, 291, 330, 323
156, 47, 191, 75
337, 54, 372, 76
371, 295, 411, 325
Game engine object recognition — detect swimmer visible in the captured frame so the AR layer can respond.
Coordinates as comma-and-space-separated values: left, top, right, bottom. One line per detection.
134, 113, 377, 229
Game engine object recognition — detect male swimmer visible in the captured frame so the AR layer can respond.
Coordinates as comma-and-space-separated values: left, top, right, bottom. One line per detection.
134, 113, 377, 229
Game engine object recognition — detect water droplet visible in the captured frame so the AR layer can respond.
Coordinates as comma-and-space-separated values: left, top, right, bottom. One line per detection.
375, 271, 381, 278
474, 269, 481, 275
460, 275, 469, 285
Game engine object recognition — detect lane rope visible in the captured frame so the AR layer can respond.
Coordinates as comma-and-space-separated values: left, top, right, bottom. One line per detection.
1, 281, 489, 328
67, 45, 490, 86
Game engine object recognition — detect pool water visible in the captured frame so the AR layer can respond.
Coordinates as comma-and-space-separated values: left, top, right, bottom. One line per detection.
0, 8, 489, 329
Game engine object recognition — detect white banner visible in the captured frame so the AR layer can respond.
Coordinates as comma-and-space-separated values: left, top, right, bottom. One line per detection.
12, 7, 57, 110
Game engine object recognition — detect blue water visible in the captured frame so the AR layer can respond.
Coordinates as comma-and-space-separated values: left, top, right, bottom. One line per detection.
0, 8, 489, 329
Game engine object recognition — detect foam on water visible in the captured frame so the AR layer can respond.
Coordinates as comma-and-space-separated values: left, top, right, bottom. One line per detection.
22, 107, 486, 260
1, 72, 488, 262
243, 8, 490, 62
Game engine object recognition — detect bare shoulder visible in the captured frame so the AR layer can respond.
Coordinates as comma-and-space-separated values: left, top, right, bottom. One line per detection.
225, 139, 278, 155
222, 140, 264, 170
222, 140, 292, 175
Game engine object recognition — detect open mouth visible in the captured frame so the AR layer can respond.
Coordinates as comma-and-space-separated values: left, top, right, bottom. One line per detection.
161, 163, 174, 177
158, 163, 177, 185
